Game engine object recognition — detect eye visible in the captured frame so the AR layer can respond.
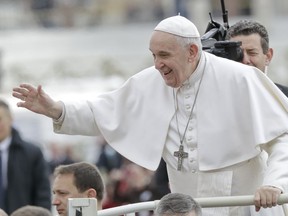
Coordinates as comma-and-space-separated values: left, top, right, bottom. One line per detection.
55, 190, 69, 196
247, 50, 259, 56
160, 53, 169, 58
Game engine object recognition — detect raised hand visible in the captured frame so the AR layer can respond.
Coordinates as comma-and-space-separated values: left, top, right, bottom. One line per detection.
12, 83, 63, 119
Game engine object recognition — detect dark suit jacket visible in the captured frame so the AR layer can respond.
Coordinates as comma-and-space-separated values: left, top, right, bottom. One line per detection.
276, 83, 288, 97
4, 128, 51, 214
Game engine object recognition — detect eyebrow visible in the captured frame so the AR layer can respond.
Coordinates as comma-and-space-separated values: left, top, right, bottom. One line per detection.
53, 189, 70, 194
245, 47, 260, 52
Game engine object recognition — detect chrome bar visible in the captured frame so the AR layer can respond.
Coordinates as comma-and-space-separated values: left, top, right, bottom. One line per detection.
98, 194, 288, 216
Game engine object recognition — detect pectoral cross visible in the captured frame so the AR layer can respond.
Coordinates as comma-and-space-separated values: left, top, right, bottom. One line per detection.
174, 145, 188, 171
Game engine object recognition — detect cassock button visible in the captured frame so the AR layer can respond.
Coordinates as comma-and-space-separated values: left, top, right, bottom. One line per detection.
191, 169, 196, 173
185, 95, 191, 99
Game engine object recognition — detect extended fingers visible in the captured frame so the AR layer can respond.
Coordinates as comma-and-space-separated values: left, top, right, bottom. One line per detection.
12, 87, 28, 100
13, 84, 38, 98
19, 83, 37, 92
12, 85, 35, 107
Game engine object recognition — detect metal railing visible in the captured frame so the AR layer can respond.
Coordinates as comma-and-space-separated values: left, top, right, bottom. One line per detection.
97, 194, 288, 216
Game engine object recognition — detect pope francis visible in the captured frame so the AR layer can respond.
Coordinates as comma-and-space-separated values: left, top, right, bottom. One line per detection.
12, 15, 288, 215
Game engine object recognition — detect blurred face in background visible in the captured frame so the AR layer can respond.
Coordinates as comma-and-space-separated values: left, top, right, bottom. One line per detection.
0, 106, 12, 142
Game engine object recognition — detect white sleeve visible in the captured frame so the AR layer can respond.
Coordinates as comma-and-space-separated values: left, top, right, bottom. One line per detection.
53, 100, 102, 136
53, 101, 65, 129
261, 133, 288, 192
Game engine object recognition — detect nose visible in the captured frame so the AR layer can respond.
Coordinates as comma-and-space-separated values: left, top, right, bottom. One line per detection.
52, 195, 60, 205
154, 57, 164, 70
241, 52, 251, 65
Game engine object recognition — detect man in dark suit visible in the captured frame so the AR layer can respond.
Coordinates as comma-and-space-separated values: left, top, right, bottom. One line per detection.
226, 20, 288, 97
0, 99, 51, 214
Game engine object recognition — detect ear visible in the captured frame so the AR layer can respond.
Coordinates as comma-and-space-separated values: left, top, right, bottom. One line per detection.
189, 44, 199, 59
87, 188, 97, 198
265, 48, 273, 66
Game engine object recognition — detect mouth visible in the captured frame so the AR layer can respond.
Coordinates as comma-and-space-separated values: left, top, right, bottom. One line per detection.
163, 69, 172, 76
57, 209, 65, 215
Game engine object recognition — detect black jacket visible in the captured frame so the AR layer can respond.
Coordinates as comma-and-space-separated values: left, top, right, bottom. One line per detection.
4, 128, 51, 214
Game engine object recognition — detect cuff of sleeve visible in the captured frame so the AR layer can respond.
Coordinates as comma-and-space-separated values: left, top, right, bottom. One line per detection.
53, 101, 65, 125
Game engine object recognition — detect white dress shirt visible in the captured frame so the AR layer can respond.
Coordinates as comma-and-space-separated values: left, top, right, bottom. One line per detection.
0, 136, 11, 188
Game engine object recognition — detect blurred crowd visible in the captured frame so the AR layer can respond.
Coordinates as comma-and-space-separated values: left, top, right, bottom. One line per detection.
28, 0, 165, 28
1, 1, 288, 215
0, 0, 258, 30
1, 95, 169, 214
47, 137, 170, 211
0, 0, 170, 29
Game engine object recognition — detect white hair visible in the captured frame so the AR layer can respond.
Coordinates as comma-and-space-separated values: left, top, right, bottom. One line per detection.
176, 36, 202, 57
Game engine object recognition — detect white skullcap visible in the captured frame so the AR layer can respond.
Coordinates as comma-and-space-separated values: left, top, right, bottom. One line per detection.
154, 15, 200, 38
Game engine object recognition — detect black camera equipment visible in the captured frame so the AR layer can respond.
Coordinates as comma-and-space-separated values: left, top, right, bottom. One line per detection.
201, 0, 243, 62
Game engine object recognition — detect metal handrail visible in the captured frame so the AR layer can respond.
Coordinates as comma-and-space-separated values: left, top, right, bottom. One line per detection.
98, 194, 288, 216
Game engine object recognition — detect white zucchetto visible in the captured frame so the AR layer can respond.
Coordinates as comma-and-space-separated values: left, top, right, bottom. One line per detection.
154, 15, 200, 38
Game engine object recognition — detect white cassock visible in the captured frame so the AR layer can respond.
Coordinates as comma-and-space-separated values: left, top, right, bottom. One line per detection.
54, 52, 288, 216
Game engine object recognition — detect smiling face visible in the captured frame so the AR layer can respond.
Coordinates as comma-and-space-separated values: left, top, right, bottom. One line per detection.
149, 31, 198, 88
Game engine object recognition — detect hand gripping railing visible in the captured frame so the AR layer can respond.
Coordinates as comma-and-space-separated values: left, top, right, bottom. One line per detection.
98, 194, 288, 216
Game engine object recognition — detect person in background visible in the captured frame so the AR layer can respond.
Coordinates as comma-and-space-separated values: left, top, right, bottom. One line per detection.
155, 193, 202, 216
0, 99, 51, 214
102, 161, 155, 208
149, 158, 170, 199
226, 19, 288, 96
52, 161, 105, 216
48, 142, 77, 175
96, 138, 123, 174
30, 0, 55, 28
12, 15, 288, 215
10, 205, 52, 216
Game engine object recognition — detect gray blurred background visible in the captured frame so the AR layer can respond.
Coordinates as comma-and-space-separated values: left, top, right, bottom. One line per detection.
0, 0, 287, 162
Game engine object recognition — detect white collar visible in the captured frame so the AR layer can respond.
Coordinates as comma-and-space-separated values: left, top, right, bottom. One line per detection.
0, 136, 12, 152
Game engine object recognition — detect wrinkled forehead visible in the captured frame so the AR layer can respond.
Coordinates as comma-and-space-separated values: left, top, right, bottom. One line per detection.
149, 31, 180, 51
